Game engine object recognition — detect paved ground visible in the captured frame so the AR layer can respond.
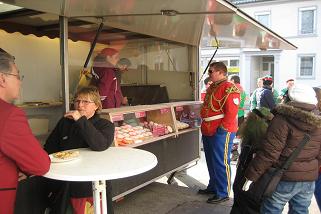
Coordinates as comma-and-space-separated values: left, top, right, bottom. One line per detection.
114, 150, 319, 214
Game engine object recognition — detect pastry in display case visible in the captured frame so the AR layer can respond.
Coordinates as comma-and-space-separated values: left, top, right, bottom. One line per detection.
172, 101, 202, 131
101, 102, 202, 147
101, 105, 175, 147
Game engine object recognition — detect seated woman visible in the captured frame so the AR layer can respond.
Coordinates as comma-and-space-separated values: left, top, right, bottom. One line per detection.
44, 86, 115, 214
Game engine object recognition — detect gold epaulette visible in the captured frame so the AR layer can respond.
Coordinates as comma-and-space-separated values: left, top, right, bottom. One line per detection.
225, 84, 240, 94
206, 84, 240, 113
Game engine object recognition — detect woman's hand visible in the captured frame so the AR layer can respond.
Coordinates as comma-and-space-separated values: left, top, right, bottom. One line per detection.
18, 172, 28, 181
64, 110, 82, 121
122, 97, 128, 105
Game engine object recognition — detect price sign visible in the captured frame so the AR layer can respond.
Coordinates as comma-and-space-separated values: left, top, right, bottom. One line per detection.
112, 114, 124, 122
135, 111, 146, 118
176, 106, 184, 112
160, 108, 170, 114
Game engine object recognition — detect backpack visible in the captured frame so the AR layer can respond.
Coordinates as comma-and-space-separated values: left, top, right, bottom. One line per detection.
230, 108, 273, 214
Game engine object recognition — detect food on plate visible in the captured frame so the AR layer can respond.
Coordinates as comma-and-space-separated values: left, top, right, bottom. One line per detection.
53, 150, 80, 160
176, 120, 189, 130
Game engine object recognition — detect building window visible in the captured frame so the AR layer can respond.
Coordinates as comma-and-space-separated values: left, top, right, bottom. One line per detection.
299, 7, 316, 35
298, 55, 315, 78
255, 11, 270, 27
230, 59, 239, 67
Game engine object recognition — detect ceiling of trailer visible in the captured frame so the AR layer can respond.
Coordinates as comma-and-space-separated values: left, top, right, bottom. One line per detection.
0, 0, 296, 50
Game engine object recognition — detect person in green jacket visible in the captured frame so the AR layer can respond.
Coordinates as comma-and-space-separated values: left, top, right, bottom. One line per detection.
229, 75, 247, 130
229, 75, 247, 161
278, 79, 294, 103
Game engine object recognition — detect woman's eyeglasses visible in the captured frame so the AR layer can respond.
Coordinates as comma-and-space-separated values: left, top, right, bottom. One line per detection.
74, 99, 95, 105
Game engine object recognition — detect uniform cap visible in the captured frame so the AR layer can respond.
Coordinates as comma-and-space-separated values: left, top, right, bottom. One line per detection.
100, 48, 118, 57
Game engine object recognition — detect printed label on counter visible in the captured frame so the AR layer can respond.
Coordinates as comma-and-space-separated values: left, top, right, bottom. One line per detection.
135, 111, 146, 118
160, 108, 170, 114
112, 114, 124, 121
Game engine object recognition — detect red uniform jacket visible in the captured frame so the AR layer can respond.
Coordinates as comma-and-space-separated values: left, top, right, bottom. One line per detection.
0, 99, 50, 214
200, 79, 240, 136
93, 63, 123, 109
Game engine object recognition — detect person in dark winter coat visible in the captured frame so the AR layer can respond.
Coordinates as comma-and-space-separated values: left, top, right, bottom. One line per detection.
313, 87, 321, 211
230, 107, 274, 214
254, 75, 276, 110
44, 86, 115, 214
243, 84, 321, 214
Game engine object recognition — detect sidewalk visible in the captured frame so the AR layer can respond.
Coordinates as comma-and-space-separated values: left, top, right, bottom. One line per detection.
114, 182, 232, 214
114, 151, 233, 214
114, 151, 319, 214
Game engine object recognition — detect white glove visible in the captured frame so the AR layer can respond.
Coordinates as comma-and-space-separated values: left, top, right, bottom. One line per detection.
242, 178, 253, 191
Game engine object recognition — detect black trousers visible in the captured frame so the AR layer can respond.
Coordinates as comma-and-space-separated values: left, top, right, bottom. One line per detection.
14, 177, 114, 214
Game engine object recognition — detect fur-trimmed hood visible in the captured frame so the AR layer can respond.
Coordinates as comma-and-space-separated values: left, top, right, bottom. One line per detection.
274, 104, 321, 131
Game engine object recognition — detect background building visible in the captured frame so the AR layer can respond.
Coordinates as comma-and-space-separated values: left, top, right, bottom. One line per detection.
201, 0, 321, 94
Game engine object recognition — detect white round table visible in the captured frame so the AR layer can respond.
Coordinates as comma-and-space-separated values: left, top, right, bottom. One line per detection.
44, 147, 157, 214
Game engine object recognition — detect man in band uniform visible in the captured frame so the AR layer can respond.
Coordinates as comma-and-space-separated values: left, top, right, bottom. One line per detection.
198, 61, 240, 204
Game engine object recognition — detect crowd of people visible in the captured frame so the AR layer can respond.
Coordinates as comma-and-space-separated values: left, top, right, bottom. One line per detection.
200, 63, 321, 214
2, 46, 321, 214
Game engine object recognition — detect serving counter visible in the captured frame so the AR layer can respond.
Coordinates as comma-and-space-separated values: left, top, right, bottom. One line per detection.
100, 101, 202, 199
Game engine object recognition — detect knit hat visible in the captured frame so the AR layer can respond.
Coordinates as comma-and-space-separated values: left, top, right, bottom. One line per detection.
262, 75, 273, 81
100, 48, 118, 57
288, 84, 317, 105
262, 75, 273, 86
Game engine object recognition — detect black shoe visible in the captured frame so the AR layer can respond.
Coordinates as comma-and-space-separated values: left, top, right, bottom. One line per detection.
207, 195, 229, 204
197, 189, 215, 195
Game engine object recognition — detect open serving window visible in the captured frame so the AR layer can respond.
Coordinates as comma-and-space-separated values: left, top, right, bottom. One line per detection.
170, 101, 202, 134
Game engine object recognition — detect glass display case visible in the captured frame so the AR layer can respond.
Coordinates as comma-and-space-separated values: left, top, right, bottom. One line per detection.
101, 105, 175, 147
170, 101, 202, 134
100, 101, 202, 147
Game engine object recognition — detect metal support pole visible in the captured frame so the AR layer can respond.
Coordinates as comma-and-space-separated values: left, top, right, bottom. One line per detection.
59, 16, 70, 112
92, 180, 107, 214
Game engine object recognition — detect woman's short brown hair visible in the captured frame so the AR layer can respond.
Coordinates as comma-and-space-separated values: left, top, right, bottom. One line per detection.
74, 86, 102, 112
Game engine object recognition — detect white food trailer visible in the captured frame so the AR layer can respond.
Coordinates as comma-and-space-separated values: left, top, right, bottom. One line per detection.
0, 0, 296, 208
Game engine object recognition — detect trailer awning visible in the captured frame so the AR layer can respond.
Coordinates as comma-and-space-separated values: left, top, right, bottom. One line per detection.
0, 0, 296, 50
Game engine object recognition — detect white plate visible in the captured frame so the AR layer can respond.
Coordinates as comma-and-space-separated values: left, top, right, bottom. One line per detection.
50, 150, 80, 163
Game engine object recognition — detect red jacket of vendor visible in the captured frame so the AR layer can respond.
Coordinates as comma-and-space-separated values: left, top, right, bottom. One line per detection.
200, 78, 240, 136
92, 63, 123, 109
0, 99, 50, 214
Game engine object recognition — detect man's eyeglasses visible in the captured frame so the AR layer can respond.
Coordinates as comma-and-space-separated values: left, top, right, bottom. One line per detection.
74, 99, 95, 105
0, 72, 24, 81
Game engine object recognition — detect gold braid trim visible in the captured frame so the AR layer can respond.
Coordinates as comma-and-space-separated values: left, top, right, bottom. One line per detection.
209, 84, 240, 112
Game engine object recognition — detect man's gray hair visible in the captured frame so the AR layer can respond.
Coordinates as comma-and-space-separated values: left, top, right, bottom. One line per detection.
0, 51, 15, 74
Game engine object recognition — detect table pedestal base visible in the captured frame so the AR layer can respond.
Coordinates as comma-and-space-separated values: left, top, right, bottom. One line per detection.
92, 180, 107, 214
